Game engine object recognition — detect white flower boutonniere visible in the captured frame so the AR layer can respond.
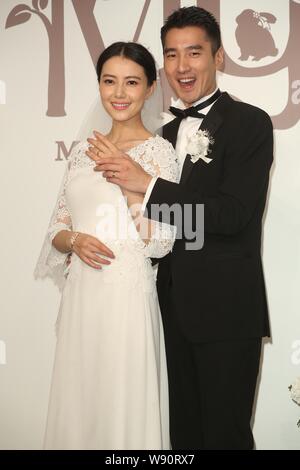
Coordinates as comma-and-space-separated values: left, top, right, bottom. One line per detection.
186, 130, 214, 164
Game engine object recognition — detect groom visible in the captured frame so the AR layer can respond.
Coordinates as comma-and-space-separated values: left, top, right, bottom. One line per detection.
90, 7, 273, 449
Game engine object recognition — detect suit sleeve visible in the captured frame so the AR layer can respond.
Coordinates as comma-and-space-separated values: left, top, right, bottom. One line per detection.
146, 109, 273, 236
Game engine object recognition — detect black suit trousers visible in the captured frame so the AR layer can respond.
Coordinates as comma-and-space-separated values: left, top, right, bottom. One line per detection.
162, 289, 261, 450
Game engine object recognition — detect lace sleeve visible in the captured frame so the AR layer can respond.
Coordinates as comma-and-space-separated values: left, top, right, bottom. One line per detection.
34, 153, 74, 289
129, 136, 179, 259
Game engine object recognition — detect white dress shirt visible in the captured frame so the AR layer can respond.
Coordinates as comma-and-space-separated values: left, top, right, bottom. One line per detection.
142, 88, 219, 210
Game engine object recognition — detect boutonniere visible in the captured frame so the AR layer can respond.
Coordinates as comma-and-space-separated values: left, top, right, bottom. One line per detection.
186, 130, 214, 164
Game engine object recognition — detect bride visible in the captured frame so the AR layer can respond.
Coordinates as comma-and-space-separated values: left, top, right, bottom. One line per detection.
35, 41, 179, 450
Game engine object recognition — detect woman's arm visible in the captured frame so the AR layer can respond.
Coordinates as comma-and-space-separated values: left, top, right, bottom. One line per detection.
52, 229, 73, 253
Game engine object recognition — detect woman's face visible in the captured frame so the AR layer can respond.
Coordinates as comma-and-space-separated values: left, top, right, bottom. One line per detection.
99, 56, 154, 123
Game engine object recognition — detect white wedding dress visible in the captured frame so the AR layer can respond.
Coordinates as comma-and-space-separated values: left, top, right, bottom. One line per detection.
35, 136, 178, 450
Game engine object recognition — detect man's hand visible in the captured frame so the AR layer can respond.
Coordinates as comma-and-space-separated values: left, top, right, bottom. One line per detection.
86, 131, 152, 194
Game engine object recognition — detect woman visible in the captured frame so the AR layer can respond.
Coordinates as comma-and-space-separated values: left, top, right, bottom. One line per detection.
35, 42, 179, 450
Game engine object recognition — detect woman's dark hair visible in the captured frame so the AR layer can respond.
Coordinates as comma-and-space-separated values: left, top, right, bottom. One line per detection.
161, 6, 221, 56
96, 42, 157, 86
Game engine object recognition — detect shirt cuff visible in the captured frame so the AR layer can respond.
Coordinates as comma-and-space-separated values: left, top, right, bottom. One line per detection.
141, 177, 158, 214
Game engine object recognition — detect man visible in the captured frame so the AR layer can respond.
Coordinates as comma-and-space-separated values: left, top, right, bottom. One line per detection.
89, 7, 273, 449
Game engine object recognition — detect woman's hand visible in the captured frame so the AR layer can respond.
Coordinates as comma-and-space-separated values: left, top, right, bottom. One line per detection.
87, 130, 119, 160
86, 132, 152, 194
72, 232, 115, 269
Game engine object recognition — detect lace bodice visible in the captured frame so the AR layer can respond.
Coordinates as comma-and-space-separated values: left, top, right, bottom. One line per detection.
34, 135, 179, 289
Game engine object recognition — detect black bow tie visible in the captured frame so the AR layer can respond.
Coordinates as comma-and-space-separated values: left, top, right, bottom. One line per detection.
169, 88, 222, 121
169, 106, 205, 119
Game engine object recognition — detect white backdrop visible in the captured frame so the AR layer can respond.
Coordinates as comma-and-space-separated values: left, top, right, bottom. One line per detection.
0, 0, 299, 450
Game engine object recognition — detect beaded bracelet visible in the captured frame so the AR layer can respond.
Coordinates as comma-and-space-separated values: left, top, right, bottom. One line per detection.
69, 232, 80, 251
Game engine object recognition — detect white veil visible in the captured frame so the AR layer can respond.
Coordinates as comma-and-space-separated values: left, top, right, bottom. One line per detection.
141, 77, 164, 136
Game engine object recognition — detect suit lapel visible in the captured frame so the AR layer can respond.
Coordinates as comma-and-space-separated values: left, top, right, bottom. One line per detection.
162, 116, 181, 149
180, 93, 228, 184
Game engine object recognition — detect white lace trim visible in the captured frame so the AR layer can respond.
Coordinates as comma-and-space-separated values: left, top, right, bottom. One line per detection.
126, 135, 179, 259
34, 137, 179, 289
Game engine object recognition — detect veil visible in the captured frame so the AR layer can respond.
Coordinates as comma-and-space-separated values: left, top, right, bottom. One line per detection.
141, 77, 164, 136
77, 77, 165, 141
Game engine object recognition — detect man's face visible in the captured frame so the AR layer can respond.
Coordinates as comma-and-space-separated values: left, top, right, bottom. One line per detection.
163, 26, 223, 107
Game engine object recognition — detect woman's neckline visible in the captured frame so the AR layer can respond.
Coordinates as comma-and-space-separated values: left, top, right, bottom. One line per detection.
114, 134, 159, 153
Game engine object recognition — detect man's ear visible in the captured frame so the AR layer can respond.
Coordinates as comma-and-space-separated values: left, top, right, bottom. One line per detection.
215, 46, 224, 72
146, 80, 157, 100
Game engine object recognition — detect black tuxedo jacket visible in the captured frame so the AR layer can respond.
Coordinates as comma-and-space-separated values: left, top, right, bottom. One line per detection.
147, 92, 273, 342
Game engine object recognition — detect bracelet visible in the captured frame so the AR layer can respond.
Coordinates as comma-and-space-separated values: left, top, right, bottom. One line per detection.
69, 232, 80, 251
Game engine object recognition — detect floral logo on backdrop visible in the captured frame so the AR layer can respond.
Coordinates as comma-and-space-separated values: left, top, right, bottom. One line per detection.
235, 9, 278, 61
4, 0, 300, 131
